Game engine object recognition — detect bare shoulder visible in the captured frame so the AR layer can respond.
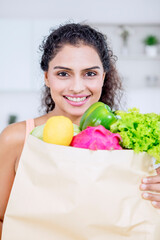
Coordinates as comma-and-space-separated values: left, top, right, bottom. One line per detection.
0, 121, 26, 143
0, 121, 27, 222
0, 112, 53, 161
0, 121, 26, 161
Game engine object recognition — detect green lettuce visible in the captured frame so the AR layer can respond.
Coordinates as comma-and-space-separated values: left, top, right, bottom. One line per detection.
30, 124, 45, 140
30, 123, 81, 140
110, 108, 160, 163
73, 123, 81, 136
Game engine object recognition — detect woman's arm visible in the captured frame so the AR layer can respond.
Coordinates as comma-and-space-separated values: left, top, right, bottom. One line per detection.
0, 122, 25, 239
0, 221, 2, 239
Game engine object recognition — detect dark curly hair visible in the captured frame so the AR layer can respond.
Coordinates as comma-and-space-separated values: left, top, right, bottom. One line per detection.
40, 23, 123, 113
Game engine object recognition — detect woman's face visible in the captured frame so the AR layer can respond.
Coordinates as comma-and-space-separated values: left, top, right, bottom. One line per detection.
44, 44, 105, 123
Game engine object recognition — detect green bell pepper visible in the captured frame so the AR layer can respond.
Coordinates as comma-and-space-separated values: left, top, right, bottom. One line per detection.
80, 102, 117, 131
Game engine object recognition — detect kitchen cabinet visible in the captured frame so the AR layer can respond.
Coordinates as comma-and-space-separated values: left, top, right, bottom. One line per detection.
0, 20, 32, 91
126, 88, 160, 114
93, 23, 160, 90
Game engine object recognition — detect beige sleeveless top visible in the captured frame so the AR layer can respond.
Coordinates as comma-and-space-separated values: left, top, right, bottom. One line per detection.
25, 119, 35, 141
15, 119, 35, 173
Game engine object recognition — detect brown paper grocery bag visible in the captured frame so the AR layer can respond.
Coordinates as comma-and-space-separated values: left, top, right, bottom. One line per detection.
2, 135, 160, 240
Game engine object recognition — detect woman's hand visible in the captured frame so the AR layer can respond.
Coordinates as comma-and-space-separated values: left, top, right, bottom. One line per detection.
140, 167, 160, 209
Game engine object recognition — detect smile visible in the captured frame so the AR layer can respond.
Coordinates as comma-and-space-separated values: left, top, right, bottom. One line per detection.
64, 95, 90, 106
65, 96, 87, 102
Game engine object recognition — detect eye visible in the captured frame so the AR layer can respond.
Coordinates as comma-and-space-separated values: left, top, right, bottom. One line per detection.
85, 71, 96, 77
57, 71, 69, 77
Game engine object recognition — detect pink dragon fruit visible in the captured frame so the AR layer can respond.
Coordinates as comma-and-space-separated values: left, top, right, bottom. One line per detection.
70, 125, 122, 150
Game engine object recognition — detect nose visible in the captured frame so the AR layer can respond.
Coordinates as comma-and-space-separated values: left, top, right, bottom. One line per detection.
69, 76, 85, 93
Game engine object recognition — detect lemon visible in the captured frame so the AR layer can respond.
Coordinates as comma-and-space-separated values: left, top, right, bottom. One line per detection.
43, 116, 74, 146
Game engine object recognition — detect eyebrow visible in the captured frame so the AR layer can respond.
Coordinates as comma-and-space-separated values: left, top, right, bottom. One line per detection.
53, 66, 101, 71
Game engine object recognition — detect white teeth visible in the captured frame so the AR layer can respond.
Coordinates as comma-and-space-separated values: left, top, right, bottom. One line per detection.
66, 96, 87, 102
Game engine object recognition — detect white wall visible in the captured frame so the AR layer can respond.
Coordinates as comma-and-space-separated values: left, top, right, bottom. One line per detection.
0, 91, 41, 131
0, 0, 160, 24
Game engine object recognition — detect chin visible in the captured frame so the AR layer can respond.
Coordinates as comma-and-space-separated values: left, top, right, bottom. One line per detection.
67, 109, 84, 118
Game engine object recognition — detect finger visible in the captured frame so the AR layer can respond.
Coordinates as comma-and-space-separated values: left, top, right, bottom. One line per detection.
140, 183, 160, 192
142, 192, 160, 202
141, 175, 160, 184
156, 167, 160, 175
141, 192, 160, 208
151, 201, 160, 209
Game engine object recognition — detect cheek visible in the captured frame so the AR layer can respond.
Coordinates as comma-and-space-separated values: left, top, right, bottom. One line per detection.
88, 78, 104, 92
90, 79, 104, 99
49, 81, 66, 93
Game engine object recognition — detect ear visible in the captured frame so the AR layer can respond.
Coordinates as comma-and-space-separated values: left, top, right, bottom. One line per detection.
103, 72, 106, 81
44, 72, 50, 87
102, 72, 106, 85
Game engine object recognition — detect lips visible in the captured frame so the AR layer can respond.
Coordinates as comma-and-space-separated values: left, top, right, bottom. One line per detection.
64, 95, 90, 106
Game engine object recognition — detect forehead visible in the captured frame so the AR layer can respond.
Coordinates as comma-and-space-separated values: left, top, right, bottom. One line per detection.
50, 44, 102, 67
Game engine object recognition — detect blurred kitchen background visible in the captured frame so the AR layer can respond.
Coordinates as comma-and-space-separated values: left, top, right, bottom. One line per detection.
0, 0, 160, 132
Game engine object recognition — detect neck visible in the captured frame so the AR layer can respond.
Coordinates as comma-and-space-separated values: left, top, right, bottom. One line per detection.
47, 110, 82, 126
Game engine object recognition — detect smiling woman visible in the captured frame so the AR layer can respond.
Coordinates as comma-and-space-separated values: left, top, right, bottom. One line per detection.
1, 22, 160, 239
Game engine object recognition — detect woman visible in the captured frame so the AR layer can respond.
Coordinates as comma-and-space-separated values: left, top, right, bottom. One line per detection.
0, 23, 160, 238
